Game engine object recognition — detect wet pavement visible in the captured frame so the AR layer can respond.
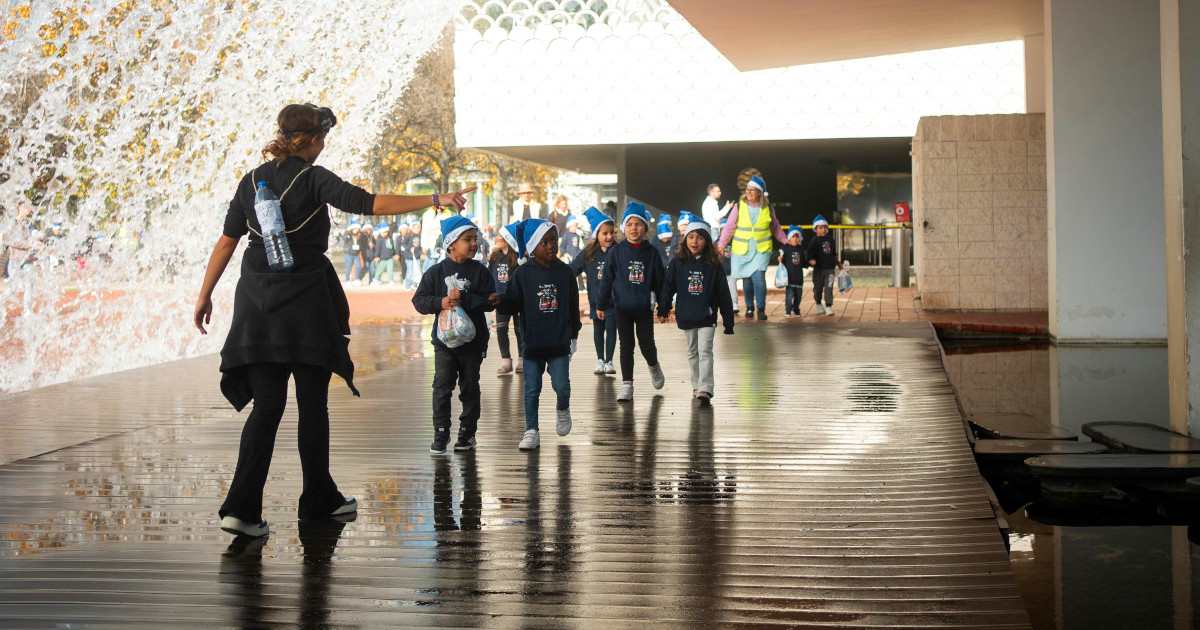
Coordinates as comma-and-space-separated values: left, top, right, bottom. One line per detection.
0, 322, 1029, 628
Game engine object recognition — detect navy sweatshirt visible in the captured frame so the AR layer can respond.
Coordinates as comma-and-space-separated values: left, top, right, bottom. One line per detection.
597, 239, 665, 312
654, 236, 672, 267
500, 258, 582, 359
412, 257, 496, 354
658, 256, 735, 333
488, 253, 518, 296
778, 241, 808, 285
806, 234, 839, 270
570, 246, 611, 319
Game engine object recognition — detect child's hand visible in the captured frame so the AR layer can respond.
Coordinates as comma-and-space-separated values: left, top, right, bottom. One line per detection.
488, 293, 501, 306
596, 311, 605, 321
836, 264, 843, 271
658, 316, 669, 324
777, 256, 782, 262
448, 288, 461, 301
809, 259, 817, 266
441, 295, 460, 309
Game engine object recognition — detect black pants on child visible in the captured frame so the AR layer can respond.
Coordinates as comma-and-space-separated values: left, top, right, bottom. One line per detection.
616, 308, 658, 381
433, 347, 483, 436
495, 312, 524, 359
219, 362, 345, 524
593, 310, 617, 362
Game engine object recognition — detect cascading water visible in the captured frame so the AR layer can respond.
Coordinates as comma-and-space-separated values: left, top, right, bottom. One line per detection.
0, 0, 459, 394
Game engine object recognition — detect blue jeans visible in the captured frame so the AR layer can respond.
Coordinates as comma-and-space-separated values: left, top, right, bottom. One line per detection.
741, 269, 767, 313
342, 253, 357, 281
785, 284, 803, 313
523, 355, 571, 431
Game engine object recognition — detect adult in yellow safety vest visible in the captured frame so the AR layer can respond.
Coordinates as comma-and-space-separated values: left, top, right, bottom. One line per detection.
715, 176, 788, 320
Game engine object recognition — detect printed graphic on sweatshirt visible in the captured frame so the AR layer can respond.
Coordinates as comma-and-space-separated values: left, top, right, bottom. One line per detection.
628, 260, 645, 284
537, 284, 559, 312
790, 252, 802, 266
687, 270, 704, 295
821, 241, 832, 255
496, 263, 509, 284
596, 261, 605, 281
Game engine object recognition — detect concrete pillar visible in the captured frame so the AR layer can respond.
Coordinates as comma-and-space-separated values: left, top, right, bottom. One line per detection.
1024, 35, 1046, 114
1161, 0, 1200, 435
616, 145, 627, 211
1045, 0, 1166, 343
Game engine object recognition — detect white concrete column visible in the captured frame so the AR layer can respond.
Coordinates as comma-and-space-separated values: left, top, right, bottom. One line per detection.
1024, 35, 1045, 114
1161, 0, 1200, 434
1045, 0, 1166, 343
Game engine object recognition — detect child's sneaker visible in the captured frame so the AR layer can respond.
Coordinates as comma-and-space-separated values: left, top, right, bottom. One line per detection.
757, 312, 767, 321
430, 429, 450, 455
556, 410, 572, 436
603, 361, 615, 374
825, 304, 835, 316
518, 429, 540, 450
814, 304, 826, 315
497, 358, 513, 374
617, 382, 634, 401
649, 364, 665, 390
220, 514, 269, 538
331, 497, 358, 516
594, 360, 605, 374
697, 391, 712, 404
453, 434, 477, 451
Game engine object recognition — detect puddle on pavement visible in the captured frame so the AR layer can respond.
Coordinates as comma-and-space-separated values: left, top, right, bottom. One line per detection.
941, 339, 1197, 630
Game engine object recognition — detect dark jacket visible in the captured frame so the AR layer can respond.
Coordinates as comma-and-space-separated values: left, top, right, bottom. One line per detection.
412, 257, 496, 355
501, 258, 582, 359
488, 253, 519, 297
779, 241, 808, 285
570, 246, 611, 319
658, 256, 735, 333
653, 236, 672, 267
373, 234, 395, 260
355, 232, 373, 260
806, 234, 839, 270
597, 239, 665, 312
561, 231, 582, 261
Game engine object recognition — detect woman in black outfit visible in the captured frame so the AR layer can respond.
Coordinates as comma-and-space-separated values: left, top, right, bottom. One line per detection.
194, 103, 474, 538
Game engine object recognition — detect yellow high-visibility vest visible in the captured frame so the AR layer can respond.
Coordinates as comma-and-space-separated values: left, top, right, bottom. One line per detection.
731, 201, 773, 255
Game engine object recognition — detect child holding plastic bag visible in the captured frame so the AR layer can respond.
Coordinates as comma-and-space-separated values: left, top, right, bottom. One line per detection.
412, 215, 500, 455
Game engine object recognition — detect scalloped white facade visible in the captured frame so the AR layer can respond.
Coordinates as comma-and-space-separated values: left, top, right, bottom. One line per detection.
453, 0, 1026, 147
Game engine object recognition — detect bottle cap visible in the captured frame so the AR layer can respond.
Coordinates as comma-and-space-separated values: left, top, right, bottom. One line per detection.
256, 181, 269, 187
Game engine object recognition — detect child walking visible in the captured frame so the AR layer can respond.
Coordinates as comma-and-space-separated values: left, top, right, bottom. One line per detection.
501, 219, 582, 450
489, 221, 524, 374
657, 218, 734, 403
597, 202, 666, 402
777, 225, 807, 316
806, 215, 842, 316
571, 206, 618, 375
412, 215, 500, 455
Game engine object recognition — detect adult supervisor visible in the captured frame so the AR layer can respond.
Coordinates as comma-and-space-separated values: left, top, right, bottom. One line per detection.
716, 176, 787, 320
193, 103, 475, 538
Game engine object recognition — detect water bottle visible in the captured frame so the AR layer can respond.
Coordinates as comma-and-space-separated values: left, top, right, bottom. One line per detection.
253, 181, 293, 270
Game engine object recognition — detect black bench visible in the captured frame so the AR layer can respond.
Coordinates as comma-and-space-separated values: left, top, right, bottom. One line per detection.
1081, 421, 1200, 454
968, 412, 1077, 440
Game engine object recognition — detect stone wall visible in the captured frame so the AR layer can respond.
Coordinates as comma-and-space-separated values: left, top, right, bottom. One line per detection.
911, 114, 1048, 311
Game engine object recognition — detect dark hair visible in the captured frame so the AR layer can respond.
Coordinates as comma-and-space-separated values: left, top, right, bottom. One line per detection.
675, 229, 721, 267
583, 220, 619, 262
488, 241, 518, 267
262, 103, 323, 161
706, 183, 720, 193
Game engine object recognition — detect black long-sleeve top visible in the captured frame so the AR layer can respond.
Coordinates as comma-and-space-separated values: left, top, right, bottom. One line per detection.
412, 257, 496, 354
806, 234, 839, 270
570, 246, 611, 319
500, 258, 582, 359
658, 256, 735, 333
597, 239, 664, 312
778, 241, 808, 285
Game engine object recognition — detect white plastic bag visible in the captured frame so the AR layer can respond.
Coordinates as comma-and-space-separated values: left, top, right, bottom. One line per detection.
837, 262, 853, 294
436, 273, 476, 348
774, 265, 789, 289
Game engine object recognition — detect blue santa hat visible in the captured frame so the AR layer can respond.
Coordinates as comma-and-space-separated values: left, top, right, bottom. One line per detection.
812, 214, 829, 228
787, 225, 802, 239
349, 221, 361, 230
747, 176, 766, 192
678, 211, 693, 225
499, 221, 521, 252
657, 214, 672, 238
376, 221, 389, 232
621, 201, 651, 231
584, 206, 613, 234
440, 214, 478, 250
520, 218, 556, 257
683, 217, 711, 238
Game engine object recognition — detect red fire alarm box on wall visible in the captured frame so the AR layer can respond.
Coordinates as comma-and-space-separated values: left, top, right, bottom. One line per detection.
894, 202, 911, 223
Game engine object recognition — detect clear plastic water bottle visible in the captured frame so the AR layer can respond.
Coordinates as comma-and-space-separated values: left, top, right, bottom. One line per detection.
253, 181, 293, 270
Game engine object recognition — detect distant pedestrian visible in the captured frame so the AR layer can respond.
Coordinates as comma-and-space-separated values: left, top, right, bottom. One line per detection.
340, 223, 361, 282
3, 201, 35, 313
716, 176, 787, 320
571, 206, 617, 375
512, 182, 542, 221
657, 217, 734, 404
412, 215, 499, 455
700, 183, 732, 230
560, 216, 582, 262
806, 214, 842, 316
392, 221, 410, 286
489, 221, 524, 375
777, 225, 808, 316
597, 202, 666, 402
372, 221, 396, 284
654, 213, 673, 267
500, 219, 582, 451
359, 222, 375, 284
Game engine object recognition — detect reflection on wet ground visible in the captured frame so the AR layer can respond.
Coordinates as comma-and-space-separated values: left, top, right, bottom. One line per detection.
942, 340, 1197, 630
0, 322, 1027, 627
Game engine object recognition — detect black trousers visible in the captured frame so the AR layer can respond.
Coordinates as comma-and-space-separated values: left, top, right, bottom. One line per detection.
220, 362, 344, 523
433, 347, 483, 436
495, 312, 524, 359
616, 308, 658, 381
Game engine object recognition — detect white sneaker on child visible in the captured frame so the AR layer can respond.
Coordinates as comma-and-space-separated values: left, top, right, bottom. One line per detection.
594, 360, 605, 374
603, 361, 615, 374
518, 429, 540, 450
825, 305, 835, 316
556, 409, 572, 436
814, 304, 826, 315
649, 364, 665, 390
617, 382, 634, 401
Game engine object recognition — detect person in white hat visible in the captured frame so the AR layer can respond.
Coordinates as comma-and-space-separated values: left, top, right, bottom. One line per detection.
512, 182, 542, 222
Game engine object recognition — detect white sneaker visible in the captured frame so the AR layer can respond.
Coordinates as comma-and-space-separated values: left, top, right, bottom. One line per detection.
603, 361, 615, 374
221, 514, 269, 538
649, 364, 665, 390
556, 409, 572, 436
518, 429, 540, 450
814, 304, 826, 315
594, 360, 605, 374
617, 382, 634, 401
331, 497, 357, 516
825, 305, 835, 316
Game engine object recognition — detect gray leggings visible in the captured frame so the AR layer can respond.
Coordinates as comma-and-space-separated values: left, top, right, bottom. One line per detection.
813, 268, 836, 306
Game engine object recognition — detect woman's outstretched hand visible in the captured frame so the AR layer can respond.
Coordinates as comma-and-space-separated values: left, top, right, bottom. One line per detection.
194, 294, 213, 335
439, 186, 478, 212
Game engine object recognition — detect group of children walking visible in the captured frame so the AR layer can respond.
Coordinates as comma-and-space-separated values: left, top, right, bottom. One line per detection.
412, 201, 736, 453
